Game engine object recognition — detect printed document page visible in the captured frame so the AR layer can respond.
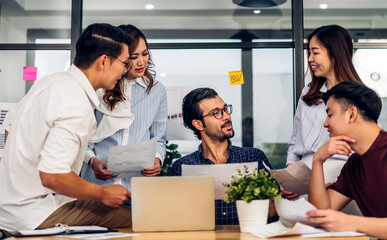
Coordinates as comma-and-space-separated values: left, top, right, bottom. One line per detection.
246, 221, 364, 238
108, 138, 157, 178
274, 197, 318, 226
268, 161, 311, 195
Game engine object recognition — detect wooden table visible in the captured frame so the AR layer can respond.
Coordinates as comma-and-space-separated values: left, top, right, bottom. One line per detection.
6, 225, 370, 240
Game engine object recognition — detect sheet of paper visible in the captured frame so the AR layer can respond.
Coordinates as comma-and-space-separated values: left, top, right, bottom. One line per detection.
108, 138, 157, 179
55, 232, 139, 239
246, 221, 326, 238
274, 197, 318, 226
182, 162, 258, 200
268, 161, 311, 195
17, 226, 109, 236
301, 231, 365, 238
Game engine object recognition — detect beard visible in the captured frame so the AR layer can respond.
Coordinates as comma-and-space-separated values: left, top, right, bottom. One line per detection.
221, 120, 235, 139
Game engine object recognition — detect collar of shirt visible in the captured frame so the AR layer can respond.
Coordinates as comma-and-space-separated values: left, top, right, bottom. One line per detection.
131, 76, 148, 88
320, 82, 328, 93
69, 64, 99, 109
197, 140, 234, 164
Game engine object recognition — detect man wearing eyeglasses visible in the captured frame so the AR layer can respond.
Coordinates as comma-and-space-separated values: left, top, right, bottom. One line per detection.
170, 87, 278, 225
0, 23, 133, 233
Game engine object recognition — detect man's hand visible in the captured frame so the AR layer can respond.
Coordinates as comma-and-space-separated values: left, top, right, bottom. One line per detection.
91, 158, 117, 180
306, 209, 362, 232
313, 135, 355, 164
40, 171, 128, 208
142, 158, 162, 176
101, 184, 131, 208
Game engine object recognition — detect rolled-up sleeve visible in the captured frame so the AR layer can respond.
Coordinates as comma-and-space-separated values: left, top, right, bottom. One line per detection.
37, 105, 95, 174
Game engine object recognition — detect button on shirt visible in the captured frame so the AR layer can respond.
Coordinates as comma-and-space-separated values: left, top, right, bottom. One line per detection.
0, 65, 99, 231
170, 141, 278, 225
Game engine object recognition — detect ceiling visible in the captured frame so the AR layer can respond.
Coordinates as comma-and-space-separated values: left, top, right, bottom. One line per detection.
1, 0, 387, 32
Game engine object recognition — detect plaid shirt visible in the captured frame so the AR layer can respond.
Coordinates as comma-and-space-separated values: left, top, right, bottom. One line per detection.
170, 141, 279, 225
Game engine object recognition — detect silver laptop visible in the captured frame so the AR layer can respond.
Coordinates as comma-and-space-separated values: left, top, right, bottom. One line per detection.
131, 176, 215, 232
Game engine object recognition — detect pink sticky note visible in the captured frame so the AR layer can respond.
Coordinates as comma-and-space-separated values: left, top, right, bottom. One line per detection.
23, 66, 37, 81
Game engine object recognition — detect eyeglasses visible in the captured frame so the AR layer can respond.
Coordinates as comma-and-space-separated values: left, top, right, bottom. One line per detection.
202, 104, 233, 119
108, 55, 132, 73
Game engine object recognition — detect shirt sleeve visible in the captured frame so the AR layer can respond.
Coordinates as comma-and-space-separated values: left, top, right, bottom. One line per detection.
328, 159, 353, 199
286, 91, 307, 165
83, 144, 96, 164
37, 104, 95, 174
257, 149, 273, 170
150, 84, 167, 162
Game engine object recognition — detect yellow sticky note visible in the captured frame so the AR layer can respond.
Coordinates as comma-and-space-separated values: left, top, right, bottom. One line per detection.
228, 71, 244, 85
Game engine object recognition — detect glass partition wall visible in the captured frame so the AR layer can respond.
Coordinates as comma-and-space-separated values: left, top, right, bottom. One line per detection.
1, 0, 387, 167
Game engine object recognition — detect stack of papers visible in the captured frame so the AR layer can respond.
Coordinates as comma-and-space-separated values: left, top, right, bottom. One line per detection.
246, 198, 365, 238
246, 221, 365, 238
274, 197, 318, 226
10, 225, 139, 239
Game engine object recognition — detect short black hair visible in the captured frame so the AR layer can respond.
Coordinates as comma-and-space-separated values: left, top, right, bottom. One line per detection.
74, 23, 133, 69
322, 81, 381, 123
182, 88, 218, 140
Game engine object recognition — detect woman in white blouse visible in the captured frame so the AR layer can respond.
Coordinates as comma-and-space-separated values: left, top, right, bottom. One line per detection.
81, 25, 167, 190
283, 25, 363, 198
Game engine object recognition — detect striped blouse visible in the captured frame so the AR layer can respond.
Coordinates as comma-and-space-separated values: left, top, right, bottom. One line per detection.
287, 83, 348, 165
81, 77, 167, 190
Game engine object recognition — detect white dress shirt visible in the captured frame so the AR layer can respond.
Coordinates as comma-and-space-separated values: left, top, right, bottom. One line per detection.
0, 65, 99, 231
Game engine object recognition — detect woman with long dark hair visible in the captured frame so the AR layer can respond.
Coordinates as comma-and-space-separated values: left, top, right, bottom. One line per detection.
284, 25, 363, 198
81, 25, 167, 189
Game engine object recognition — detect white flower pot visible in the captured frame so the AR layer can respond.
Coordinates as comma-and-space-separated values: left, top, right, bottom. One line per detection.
236, 199, 269, 232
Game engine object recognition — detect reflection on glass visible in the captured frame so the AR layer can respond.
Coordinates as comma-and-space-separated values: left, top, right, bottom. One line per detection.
0, 0, 71, 44
253, 49, 293, 169
83, 0, 292, 38
151, 49, 242, 156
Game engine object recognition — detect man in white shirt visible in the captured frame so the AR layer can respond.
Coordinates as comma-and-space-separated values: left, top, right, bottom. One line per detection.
0, 23, 133, 232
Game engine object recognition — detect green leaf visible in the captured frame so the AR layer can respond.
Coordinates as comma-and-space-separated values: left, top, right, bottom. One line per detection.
223, 166, 280, 203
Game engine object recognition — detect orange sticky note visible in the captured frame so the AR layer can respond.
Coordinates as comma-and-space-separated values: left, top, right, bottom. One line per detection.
23, 66, 37, 81
228, 71, 244, 85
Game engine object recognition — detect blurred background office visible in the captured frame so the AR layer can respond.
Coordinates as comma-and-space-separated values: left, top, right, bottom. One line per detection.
1, 0, 387, 168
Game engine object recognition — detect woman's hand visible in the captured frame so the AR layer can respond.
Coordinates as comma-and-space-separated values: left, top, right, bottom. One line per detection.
280, 186, 300, 200
142, 158, 162, 177
90, 157, 117, 180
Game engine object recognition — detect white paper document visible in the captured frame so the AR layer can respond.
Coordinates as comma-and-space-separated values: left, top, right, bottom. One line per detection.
56, 232, 139, 239
246, 221, 325, 238
246, 221, 364, 238
182, 162, 258, 200
274, 197, 318, 226
268, 161, 311, 195
108, 138, 157, 179
14, 225, 111, 236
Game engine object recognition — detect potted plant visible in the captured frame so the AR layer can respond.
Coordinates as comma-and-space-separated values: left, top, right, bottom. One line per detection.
160, 141, 181, 176
223, 166, 281, 232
